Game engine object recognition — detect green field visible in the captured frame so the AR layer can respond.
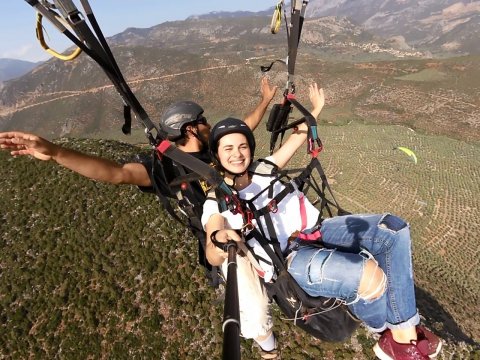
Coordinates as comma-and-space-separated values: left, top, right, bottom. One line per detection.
1, 122, 478, 358
257, 123, 480, 343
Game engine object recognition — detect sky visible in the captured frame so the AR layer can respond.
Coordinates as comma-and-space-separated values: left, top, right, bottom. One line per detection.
1, 1, 272, 62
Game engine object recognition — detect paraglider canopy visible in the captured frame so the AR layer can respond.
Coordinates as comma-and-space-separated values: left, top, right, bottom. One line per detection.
394, 146, 418, 164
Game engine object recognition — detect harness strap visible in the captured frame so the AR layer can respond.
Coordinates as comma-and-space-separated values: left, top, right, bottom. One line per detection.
267, 96, 321, 155
156, 141, 224, 188
299, 191, 307, 231
287, 0, 303, 78
249, 183, 291, 218
150, 155, 184, 225
267, 99, 292, 154
174, 164, 203, 232
263, 212, 278, 244
247, 229, 286, 273
287, 96, 323, 154
305, 158, 349, 216
244, 153, 349, 242
169, 172, 203, 186
236, 241, 266, 279
26, 0, 230, 192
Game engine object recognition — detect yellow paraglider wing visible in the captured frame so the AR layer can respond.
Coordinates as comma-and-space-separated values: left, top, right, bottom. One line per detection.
394, 147, 418, 164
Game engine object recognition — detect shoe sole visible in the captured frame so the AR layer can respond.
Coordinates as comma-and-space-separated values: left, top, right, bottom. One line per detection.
373, 343, 394, 360
428, 341, 442, 358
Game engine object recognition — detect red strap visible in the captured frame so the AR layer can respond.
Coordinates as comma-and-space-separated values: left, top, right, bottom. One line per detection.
155, 140, 171, 158
298, 229, 322, 241
246, 210, 254, 227
255, 268, 266, 278
299, 193, 307, 231
310, 147, 321, 158
299, 191, 322, 240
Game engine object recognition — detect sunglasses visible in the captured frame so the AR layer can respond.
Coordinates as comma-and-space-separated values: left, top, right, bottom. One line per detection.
196, 117, 208, 125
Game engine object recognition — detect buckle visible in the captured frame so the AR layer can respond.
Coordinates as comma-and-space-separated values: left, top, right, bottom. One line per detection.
242, 223, 255, 233
267, 200, 278, 213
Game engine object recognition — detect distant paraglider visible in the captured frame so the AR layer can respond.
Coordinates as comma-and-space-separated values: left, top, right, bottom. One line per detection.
394, 146, 418, 164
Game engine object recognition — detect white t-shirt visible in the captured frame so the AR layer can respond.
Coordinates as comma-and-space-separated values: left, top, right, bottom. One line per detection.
202, 159, 320, 281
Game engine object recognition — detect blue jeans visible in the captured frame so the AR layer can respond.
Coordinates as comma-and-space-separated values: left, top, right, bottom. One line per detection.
287, 213, 420, 331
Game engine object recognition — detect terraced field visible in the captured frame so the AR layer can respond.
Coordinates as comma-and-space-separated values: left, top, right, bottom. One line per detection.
257, 123, 479, 342
1, 126, 478, 358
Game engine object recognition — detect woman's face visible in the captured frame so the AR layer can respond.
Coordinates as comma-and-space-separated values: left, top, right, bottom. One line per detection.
217, 133, 251, 174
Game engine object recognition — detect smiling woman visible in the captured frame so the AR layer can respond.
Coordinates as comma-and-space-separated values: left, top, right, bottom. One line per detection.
200, 83, 444, 359
209, 118, 256, 179
0, 0, 271, 62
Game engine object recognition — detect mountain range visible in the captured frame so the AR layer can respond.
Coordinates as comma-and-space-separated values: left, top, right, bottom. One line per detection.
306, 0, 480, 53
196, 0, 480, 55
0, 0, 479, 142
0, 58, 41, 83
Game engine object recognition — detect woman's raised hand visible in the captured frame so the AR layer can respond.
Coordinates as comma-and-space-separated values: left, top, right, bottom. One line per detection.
308, 83, 325, 118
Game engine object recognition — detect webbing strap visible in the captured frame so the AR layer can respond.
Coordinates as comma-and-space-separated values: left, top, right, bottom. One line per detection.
249, 183, 291, 218
248, 229, 285, 273
243, 155, 348, 250
306, 158, 347, 215
263, 212, 279, 245
299, 192, 307, 230
298, 229, 322, 241
288, 96, 322, 154
286, 0, 308, 93
150, 155, 184, 224
287, 1, 302, 77
27, 0, 157, 133
236, 241, 266, 278
267, 96, 321, 155
24, 0, 237, 208
176, 151, 224, 188
175, 165, 204, 230
263, 0, 319, 156
246, 157, 329, 222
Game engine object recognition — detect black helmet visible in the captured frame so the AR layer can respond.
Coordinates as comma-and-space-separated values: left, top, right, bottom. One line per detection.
209, 117, 256, 168
159, 101, 204, 140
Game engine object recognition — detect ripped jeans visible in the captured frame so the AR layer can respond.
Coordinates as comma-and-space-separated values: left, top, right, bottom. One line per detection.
287, 213, 420, 332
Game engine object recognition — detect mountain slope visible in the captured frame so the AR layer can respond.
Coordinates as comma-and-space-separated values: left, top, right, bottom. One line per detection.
1, 14, 478, 143
306, 0, 480, 54
1, 136, 478, 357
0, 58, 41, 82
1, 51, 478, 143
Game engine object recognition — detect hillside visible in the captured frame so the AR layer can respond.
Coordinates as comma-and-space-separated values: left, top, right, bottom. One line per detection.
0, 58, 40, 83
186, 0, 480, 56
1, 132, 478, 358
1, 12, 479, 143
0, 15, 385, 131
306, 0, 480, 55
1, 49, 478, 143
